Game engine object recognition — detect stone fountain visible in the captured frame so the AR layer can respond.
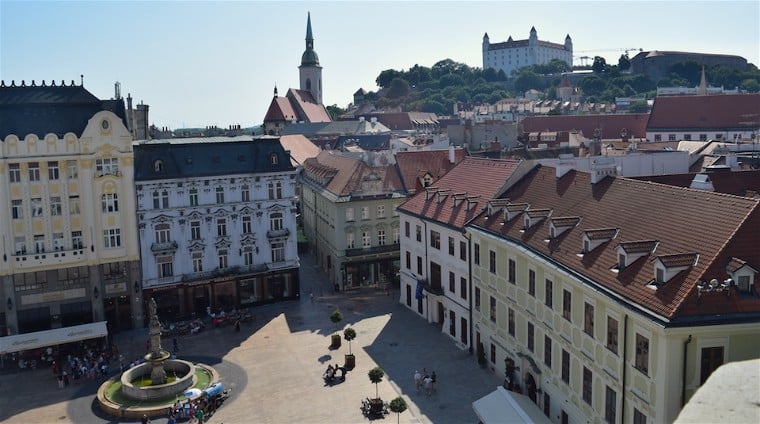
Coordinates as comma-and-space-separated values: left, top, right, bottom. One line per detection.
97, 298, 219, 419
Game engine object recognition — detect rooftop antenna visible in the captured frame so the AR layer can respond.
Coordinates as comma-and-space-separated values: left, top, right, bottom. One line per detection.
81, 74, 84, 86
114, 81, 121, 99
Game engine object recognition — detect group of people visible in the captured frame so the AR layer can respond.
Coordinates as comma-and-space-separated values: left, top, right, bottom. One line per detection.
413, 368, 437, 396
323, 363, 346, 382
50, 343, 118, 388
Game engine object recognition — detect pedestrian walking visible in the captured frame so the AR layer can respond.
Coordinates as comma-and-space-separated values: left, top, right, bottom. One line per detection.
431, 371, 437, 393
173, 337, 179, 353
424, 375, 433, 396
234, 319, 241, 332
414, 370, 422, 392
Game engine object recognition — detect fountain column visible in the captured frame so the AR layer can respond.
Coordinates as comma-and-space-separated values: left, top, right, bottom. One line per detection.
145, 298, 170, 385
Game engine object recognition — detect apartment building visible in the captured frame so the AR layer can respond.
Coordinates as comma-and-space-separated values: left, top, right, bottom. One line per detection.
133, 136, 300, 319
1, 80, 141, 335
468, 164, 760, 423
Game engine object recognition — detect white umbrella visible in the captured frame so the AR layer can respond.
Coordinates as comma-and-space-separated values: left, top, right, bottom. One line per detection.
184, 388, 203, 399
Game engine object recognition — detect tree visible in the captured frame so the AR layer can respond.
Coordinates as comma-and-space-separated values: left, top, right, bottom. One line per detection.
343, 327, 356, 355
592, 56, 608, 74
618, 54, 631, 71
368, 367, 385, 399
330, 309, 343, 329
376, 69, 402, 89
514, 70, 542, 95
386, 78, 411, 99
326, 104, 346, 120
579, 75, 608, 97
628, 101, 649, 113
740, 78, 760, 93
389, 396, 408, 424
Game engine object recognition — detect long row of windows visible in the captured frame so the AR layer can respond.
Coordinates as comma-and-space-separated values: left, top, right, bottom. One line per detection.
8, 160, 79, 183
346, 204, 398, 222
163, 213, 286, 243
148, 180, 286, 210
155, 242, 286, 278
403, 222, 467, 262
346, 227, 399, 248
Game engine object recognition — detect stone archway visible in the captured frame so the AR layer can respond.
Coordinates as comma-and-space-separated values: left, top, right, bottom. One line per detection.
525, 372, 537, 403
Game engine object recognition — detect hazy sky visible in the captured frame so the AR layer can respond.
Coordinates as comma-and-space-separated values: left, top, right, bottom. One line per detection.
2, 1, 758, 129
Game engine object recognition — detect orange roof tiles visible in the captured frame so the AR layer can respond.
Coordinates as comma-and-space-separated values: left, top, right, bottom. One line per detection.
399, 157, 522, 229
468, 166, 760, 321
647, 93, 760, 130
395, 148, 467, 195
521, 113, 649, 139
302, 150, 404, 197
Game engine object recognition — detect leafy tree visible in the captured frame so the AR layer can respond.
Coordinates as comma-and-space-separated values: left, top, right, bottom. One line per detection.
330, 309, 343, 330
326, 104, 346, 119
740, 78, 760, 93
592, 56, 608, 74
343, 327, 356, 355
483, 67, 499, 82
376, 69, 402, 89
514, 70, 542, 94
579, 75, 608, 97
618, 54, 631, 71
439, 73, 465, 89
386, 78, 411, 99
431, 59, 458, 78
389, 396, 408, 424
629, 101, 649, 113
368, 367, 385, 399
420, 99, 447, 115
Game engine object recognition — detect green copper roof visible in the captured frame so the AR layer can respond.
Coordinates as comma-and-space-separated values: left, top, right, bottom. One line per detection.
301, 12, 320, 66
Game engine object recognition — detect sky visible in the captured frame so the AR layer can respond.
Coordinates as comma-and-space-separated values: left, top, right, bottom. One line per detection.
2, 1, 758, 129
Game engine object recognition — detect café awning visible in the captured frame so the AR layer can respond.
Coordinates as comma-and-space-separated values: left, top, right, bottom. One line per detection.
472, 386, 551, 424
0, 321, 108, 354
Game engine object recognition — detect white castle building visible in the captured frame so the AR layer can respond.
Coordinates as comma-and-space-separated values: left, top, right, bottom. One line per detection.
482, 27, 572, 76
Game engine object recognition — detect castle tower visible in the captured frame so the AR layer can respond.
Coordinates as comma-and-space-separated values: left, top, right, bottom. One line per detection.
299, 12, 323, 104
564, 34, 573, 52
482, 32, 490, 69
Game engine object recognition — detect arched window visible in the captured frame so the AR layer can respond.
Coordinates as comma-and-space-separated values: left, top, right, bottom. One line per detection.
102, 193, 119, 213
270, 153, 278, 165
305, 78, 312, 90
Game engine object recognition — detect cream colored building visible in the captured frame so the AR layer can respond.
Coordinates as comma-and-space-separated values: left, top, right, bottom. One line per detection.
468, 165, 760, 423
1, 81, 141, 335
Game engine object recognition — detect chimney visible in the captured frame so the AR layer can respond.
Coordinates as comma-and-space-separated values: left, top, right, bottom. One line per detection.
449, 144, 455, 163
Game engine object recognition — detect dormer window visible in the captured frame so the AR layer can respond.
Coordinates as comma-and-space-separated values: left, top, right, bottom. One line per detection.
581, 228, 618, 253
618, 253, 626, 270
616, 240, 658, 270
422, 174, 433, 188
651, 253, 698, 287
725, 257, 757, 295
504, 203, 529, 222
549, 216, 581, 239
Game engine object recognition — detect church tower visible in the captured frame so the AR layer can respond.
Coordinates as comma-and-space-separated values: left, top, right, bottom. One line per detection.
299, 12, 323, 104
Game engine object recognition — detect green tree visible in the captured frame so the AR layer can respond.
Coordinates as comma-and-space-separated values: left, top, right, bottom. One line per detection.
514, 70, 542, 94
669, 61, 702, 86
326, 104, 346, 119
330, 309, 343, 330
592, 56, 608, 74
368, 367, 385, 399
389, 396, 408, 424
579, 75, 608, 97
740, 78, 760, 93
376, 69, 402, 89
343, 327, 356, 355
618, 54, 631, 71
386, 78, 411, 99
629, 101, 649, 113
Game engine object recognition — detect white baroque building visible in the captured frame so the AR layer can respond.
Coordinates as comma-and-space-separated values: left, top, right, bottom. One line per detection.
133, 135, 300, 319
482, 27, 572, 76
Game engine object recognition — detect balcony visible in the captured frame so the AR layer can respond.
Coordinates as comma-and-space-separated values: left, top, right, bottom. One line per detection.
150, 240, 178, 252
13, 247, 87, 269
266, 228, 290, 239
345, 243, 400, 257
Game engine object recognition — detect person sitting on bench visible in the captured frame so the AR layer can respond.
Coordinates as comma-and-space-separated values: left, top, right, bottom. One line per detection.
323, 364, 335, 380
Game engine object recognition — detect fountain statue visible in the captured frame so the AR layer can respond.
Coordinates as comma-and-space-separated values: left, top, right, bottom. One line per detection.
146, 298, 171, 384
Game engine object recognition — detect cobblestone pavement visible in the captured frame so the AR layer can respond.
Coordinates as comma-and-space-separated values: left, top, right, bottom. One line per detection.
0, 253, 501, 423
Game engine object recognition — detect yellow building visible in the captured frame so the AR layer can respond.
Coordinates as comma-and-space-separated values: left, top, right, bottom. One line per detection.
468, 165, 760, 423
1, 80, 141, 336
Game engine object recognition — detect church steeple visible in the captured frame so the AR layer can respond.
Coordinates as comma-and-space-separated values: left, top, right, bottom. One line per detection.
301, 12, 320, 67
299, 12, 323, 104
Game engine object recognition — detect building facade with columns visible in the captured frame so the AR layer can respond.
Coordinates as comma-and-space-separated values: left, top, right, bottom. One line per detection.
133, 136, 300, 320
0, 80, 142, 336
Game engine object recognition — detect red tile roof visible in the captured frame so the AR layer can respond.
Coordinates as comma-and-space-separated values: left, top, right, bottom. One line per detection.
399, 157, 522, 229
634, 170, 760, 197
279, 134, 320, 166
647, 93, 760, 130
395, 148, 467, 195
521, 113, 649, 139
469, 165, 760, 321
302, 150, 403, 197
263, 88, 331, 124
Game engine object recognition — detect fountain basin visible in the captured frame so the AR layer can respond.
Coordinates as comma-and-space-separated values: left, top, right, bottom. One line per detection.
120, 359, 195, 401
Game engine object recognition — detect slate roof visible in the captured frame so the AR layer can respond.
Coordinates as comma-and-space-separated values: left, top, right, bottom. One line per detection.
336, 134, 391, 151
354, 112, 438, 131
647, 94, 760, 131
133, 136, 295, 181
399, 157, 522, 229
394, 148, 467, 195
634, 170, 760, 197
521, 113, 649, 139
302, 150, 404, 198
0, 83, 128, 139
468, 165, 760, 322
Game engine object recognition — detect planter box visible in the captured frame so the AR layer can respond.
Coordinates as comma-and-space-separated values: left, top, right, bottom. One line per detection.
344, 354, 355, 369
330, 334, 341, 348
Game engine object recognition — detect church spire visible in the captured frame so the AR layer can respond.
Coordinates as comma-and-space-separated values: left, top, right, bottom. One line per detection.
301, 12, 319, 66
